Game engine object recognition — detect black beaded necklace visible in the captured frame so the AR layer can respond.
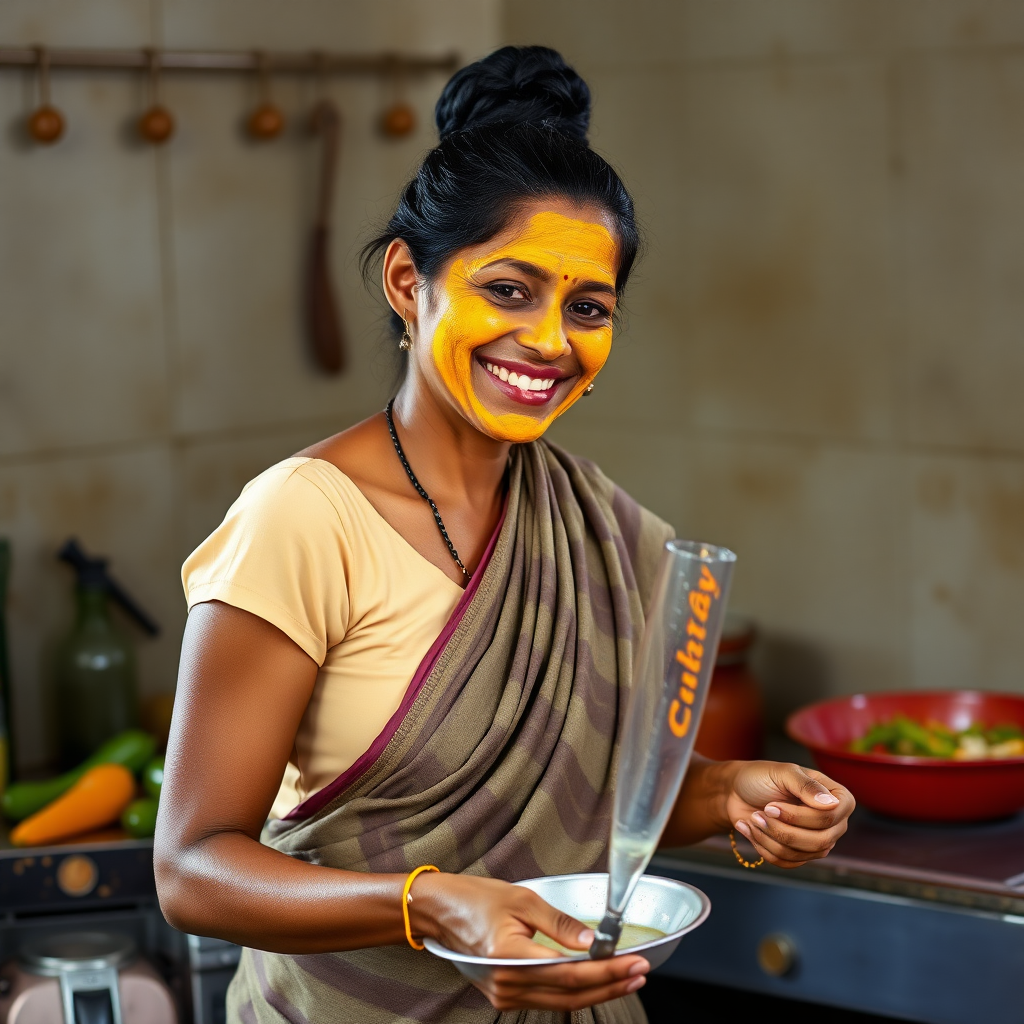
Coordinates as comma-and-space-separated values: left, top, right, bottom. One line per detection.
384, 399, 470, 580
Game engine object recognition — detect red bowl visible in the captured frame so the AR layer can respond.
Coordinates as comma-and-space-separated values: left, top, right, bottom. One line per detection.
786, 691, 1024, 822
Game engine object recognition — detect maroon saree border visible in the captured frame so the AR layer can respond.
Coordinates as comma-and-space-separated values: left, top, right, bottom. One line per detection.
282, 491, 509, 822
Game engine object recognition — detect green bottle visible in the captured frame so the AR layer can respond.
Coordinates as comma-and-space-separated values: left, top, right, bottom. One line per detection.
54, 539, 159, 770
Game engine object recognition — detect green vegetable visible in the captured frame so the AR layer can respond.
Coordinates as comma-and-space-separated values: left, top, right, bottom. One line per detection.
142, 756, 164, 800
121, 796, 159, 839
850, 716, 1024, 759
1, 729, 156, 822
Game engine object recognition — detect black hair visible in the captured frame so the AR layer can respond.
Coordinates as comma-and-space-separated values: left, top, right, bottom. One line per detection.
361, 46, 640, 328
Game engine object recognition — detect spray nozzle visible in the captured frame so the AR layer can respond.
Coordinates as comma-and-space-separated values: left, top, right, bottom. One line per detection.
57, 538, 160, 637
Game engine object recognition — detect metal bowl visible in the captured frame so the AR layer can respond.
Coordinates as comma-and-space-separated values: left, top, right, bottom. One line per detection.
423, 872, 710, 982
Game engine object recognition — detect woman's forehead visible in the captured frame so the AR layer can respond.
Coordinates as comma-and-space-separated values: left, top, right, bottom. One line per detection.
456, 206, 619, 282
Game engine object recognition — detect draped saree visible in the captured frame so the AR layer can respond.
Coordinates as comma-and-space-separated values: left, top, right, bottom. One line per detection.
228, 440, 674, 1024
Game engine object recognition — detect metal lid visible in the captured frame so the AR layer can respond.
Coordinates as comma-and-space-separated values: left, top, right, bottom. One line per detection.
19, 931, 136, 976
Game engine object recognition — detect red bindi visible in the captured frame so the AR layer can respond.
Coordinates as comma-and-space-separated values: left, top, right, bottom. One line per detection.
564, 274, 569, 280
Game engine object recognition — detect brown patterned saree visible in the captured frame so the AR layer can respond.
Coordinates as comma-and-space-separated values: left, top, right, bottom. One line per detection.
228, 440, 673, 1024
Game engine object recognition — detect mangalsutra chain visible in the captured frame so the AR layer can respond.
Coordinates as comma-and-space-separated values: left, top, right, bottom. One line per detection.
384, 400, 470, 580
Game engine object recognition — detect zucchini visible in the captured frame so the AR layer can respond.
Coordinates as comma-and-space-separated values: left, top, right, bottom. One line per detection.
2, 729, 156, 822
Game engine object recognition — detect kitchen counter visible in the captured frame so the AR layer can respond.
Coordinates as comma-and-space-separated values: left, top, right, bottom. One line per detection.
653, 808, 1024, 1024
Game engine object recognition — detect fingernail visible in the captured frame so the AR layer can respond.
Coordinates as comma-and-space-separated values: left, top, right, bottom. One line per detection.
578, 928, 595, 944
764, 804, 782, 818
815, 792, 839, 805
627, 976, 646, 992
735, 821, 752, 838
629, 959, 650, 976
752, 812, 767, 828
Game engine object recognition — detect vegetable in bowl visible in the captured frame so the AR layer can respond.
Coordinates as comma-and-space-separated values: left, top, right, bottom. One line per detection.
850, 715, 1024, 760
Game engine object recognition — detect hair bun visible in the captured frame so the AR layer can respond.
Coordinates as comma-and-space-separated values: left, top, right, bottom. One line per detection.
435, 46, 590, 141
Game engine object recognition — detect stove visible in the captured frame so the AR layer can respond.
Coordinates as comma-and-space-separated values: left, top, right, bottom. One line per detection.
0, 832, 239, 1023
654, 809, 1024, 1024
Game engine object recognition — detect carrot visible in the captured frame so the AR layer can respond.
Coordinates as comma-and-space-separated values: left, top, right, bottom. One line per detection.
10, 763, 136, 847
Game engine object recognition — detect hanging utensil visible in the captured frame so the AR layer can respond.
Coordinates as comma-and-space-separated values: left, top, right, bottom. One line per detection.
138, 48, 174, 144
248, 50, 286, 140
27, 46, 64, 144
379, 54, 415, 139
305, 80, 345, 374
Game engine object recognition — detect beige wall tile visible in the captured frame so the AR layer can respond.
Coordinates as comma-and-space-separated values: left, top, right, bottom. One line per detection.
886, 0, 1024, 51
910, 454, 1024, 694
675, 59, 898, 443
0, 445, 180, 772
0, 73, 168, 457
897, 53, 1024, 452
550, 421, 912, 725
0, 0, 152, 45
159, 0, 497, 60
682, 0, 887, 62
502, 0, 688, 71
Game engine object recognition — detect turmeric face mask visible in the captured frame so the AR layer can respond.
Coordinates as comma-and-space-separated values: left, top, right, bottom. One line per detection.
429, 210, 618, 443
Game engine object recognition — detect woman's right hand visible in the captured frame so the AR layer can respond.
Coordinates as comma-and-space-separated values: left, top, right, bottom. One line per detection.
409, 873, 650, 1012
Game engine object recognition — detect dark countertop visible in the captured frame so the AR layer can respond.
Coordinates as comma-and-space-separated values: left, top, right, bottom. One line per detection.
660, 806, 1024, 916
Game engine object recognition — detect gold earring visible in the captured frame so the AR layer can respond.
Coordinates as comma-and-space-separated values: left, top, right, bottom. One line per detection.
399, 317, 412, 351
584, 383, 595, 396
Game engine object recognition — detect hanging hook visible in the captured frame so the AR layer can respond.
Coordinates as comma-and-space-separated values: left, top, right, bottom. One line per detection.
138, 47, 175, 144
28, 45, 65, 144
248, 50, 285, 140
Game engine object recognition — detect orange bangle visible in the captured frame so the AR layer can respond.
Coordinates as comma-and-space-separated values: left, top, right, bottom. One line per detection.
402, 865, 439, 950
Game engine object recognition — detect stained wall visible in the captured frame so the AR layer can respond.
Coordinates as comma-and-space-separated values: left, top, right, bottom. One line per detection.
0, 0, 500, 772
507, 0, 1024, 729
3, 1, 1023, 773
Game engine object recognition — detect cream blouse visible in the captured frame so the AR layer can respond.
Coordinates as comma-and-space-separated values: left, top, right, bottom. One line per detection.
181, 457, 464, 818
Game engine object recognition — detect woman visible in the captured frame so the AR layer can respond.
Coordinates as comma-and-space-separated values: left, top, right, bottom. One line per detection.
155, 46, 854, 1023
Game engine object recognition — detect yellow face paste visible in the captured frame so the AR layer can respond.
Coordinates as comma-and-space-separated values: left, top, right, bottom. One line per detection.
430, 210, 618, 443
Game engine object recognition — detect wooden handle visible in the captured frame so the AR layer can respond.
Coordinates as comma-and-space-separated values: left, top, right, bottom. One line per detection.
305, 99, 345, 374
307, 226, 344, 374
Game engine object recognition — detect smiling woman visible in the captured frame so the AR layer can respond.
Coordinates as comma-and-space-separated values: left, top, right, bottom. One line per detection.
154, 45, 855, 1024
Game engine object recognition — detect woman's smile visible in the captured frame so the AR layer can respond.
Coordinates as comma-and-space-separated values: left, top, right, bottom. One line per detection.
475, 355, 571, 407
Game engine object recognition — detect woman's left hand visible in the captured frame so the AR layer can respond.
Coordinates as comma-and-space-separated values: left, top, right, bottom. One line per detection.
725, 761, 855, 869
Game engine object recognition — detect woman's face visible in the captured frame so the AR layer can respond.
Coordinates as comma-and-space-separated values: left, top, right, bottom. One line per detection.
413, 201, 619, 443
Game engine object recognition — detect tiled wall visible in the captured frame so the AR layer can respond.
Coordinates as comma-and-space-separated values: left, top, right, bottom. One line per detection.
4, 0, 1023, 772
507, 0, 1024, 728
0, 0, 500, 772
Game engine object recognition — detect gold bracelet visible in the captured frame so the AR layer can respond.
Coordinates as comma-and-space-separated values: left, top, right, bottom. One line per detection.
402, 864, 440, 950
729, 829, 764, 869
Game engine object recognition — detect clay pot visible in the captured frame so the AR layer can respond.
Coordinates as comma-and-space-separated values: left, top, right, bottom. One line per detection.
249, 102, 286, 140
139, 105, 174, 144
28, 105, 65, 144
380, 103, 415, 138
695, 614, 765, 762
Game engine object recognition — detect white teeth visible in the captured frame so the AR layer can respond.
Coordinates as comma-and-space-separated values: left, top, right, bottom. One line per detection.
484, 362, 557, 391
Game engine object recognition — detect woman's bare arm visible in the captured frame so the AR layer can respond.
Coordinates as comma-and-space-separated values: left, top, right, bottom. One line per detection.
154, 600, 412, 952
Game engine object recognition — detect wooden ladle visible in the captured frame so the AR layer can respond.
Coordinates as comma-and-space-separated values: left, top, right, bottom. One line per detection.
305, 98, 345, 374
